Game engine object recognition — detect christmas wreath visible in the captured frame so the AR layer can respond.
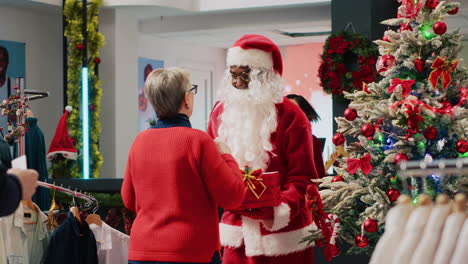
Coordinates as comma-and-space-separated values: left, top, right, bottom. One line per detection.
319, 31, 379, 97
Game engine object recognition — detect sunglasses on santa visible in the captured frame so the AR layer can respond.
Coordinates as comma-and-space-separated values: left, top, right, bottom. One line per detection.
188, 84, 198, 94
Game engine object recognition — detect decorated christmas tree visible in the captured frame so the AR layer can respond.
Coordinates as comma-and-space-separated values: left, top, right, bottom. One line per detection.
316, 0, 468, 254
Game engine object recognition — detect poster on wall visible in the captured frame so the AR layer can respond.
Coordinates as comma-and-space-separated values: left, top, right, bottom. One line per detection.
0, 40, 26, 133
138, 57, 164, 131
282, 43, 334, 173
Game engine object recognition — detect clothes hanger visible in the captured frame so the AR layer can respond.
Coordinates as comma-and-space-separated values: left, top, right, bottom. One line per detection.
47, 185, 60, 230
85, 214, 102, 227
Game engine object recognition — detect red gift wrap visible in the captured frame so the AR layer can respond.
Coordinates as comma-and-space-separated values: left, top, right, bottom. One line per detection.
237, 167, 281, 210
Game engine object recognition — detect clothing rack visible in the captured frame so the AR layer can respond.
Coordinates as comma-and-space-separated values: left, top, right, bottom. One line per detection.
398, 158, 468, 179
38, 180, 99, 214
398, 158, 468, 195
24, 89, 49, 101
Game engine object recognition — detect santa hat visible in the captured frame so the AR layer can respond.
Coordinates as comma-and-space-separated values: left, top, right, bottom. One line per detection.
226, 34, 283, 75
47, 106, 77, 160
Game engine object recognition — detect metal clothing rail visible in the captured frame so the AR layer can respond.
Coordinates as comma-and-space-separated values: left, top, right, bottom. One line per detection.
37, 180, 99, 214
398, 158, 468, 179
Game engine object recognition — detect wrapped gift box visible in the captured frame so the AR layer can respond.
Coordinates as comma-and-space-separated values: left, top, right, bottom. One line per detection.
237, 168, 281, 210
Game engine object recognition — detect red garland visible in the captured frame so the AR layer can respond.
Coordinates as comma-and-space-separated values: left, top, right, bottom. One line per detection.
391, 87, 467, 115
319, 31, 379, 97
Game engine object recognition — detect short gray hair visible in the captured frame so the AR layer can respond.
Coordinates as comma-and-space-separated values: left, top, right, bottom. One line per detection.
144, 67, 191, 120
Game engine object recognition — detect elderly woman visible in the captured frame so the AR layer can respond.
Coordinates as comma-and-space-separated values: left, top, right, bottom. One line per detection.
122, 67, 245, 264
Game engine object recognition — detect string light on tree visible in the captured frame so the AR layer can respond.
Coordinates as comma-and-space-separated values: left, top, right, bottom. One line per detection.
420, 23, 436, 40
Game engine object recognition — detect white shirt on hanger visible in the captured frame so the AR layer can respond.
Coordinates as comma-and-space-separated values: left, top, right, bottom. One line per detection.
0, 202, 50, 264
89, 221, 129, 264
450, 218, 468, 264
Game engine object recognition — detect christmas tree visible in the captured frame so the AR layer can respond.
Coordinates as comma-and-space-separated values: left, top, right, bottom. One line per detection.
316, 0, 468, 254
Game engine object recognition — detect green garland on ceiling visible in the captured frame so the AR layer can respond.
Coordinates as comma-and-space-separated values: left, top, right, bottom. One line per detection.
50, 0, 104, 179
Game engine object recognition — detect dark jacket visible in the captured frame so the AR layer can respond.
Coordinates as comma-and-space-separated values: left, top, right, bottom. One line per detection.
25, 117, 50, 210
45, 211, 98, 264
0, 162, 22, 217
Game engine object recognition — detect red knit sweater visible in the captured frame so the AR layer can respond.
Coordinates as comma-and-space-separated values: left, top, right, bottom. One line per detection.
121, 127, 245, 262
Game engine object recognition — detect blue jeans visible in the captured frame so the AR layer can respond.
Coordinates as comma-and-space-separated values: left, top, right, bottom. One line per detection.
128, 251, 221, 264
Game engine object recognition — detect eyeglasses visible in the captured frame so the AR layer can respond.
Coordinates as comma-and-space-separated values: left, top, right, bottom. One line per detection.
188, 84, 198, 94
230, 71, 250, 82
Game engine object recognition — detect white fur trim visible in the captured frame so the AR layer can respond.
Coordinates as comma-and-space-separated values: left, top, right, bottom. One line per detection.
260, 202, 291, 232
47, 150, 77, 160
220, 223, 243, 248
227, 46, 273, 70
242, 216, 317, 256
65, 105, 73, 112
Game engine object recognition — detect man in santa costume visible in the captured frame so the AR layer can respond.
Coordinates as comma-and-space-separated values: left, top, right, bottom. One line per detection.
208, 34, 319, 264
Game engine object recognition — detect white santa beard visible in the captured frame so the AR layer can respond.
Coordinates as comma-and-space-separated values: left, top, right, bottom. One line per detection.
218, 68, 284, 170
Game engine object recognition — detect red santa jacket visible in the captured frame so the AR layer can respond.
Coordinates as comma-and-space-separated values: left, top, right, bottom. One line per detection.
207, 98, 319, 257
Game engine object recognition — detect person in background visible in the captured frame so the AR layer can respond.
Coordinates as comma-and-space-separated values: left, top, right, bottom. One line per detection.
0, 165, 39, 217
208, 34, 319, 264
286, 94, 326, 178
121, 67, 245, 264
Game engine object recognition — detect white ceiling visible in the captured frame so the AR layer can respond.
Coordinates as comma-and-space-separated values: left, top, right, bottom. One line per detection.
0, 0, 467, 48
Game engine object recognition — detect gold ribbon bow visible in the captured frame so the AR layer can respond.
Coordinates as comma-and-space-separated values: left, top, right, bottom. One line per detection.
241, 166, 267, 199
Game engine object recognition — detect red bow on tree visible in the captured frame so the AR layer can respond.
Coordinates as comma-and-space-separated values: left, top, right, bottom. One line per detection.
346, 154, 373, 175
404, 104, 424, 137
429, 57, 458, 90
388, 78, 415, 97
397, 0, 423, 20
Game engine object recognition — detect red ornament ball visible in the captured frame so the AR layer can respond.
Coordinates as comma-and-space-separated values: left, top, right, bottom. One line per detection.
89, 104, 95, 111
423, 126, 438, 140
76, 43, 85, 50
455, 139, 468, 153
344, 108, 358, 121
332, 133, 345, 146
414, 58, 424, 73
400, 24, 412, 32
94, 57, 101, 64
332, 176, 344, 182
361, 124, 376, 138
433, 21, 447, 35
355, 235, 369, 248
394, 153, 409, 164
387, 189, 400, 202
382, 35, 390, 42
425, 0, 438, 9
448, 7, 459, 15
376, 55, 396, 75
363, 219, 378, 233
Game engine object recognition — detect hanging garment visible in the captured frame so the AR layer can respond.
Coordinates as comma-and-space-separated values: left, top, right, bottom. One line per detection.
45, 211, 98, 264
432, 211, 466, 264
0, 136, 12, 169
0, 202, 50, 264
369, 198, 413, 264
89, 221, 130, 264
392, 200, 432, 264
410, 198, 452, 264
25, 117, 50, 211
450, 218, 468, 264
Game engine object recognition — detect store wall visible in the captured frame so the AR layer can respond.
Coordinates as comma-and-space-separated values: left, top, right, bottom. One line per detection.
461, 40, 468, 64
99, 9, 226, 178
0, 6, 62, 156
